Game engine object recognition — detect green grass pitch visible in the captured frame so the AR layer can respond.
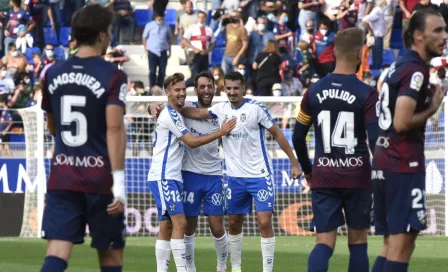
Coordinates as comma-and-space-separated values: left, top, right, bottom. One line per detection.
0, 236, 447, 271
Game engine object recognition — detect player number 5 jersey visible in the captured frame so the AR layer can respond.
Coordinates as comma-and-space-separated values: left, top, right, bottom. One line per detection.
208, 99, 275, 178
147, 105, 189, 182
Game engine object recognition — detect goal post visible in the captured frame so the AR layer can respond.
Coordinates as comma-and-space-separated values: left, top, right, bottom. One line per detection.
19, 95, 448, 237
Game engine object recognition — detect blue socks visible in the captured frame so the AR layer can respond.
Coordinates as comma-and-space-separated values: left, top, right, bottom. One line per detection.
308, 243, 333, 272
372, 256, 387, 272
348, 243, 369, 272
41, 256, 68, 272
385, 261, 408, 272
101, 266, 122, 272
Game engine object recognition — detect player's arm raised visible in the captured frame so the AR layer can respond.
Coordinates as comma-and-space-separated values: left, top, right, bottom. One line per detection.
180, 118, 237, 148
394, 69, 444, 133
292, 92, 313, 182
106, 72, 128, 215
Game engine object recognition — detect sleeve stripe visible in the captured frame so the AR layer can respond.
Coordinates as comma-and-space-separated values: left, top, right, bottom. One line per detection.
208, 110, 218, 119
296, 111, 312, 124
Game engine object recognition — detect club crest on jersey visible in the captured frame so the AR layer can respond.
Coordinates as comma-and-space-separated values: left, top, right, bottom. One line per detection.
170, 204, 176, 211
240, 113, 247, 122
410, 72, 424, 92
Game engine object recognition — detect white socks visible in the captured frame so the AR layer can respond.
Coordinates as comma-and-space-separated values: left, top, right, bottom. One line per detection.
261, 237, 275, 272
171, 239, 187, 272
214, 232, 229, 271
155, 240, 171, 272
228, 232, 243, 271
184, 234, 196, 272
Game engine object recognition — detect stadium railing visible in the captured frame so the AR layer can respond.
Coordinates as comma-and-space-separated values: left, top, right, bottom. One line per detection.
10, 96, 448, 238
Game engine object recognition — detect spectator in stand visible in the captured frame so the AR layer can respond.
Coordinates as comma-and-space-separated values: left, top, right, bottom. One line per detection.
259, 0, 283, 19
399, 0, 419, 32
211, 66, 225, 96
108, 0, 136, 46
300, 19, 315, 48
24, 0, 47, 49
281, 66, 303, 95
4, 0, 34, 52
321, 0, 343, 31
28, 52, 43, 81
248, 16, 275, 65
183, 11, 216, 86
42, 43, 56, 65
252, 40, 282, 95
361, 70, 374, 85
8, 77, 29, 108
45, 0, 61, 44
64, 0, 85, 26
297, 40, 314, 86
2, 43, 27, 78
356, 0, 374, 29
14, 17, 33, 53
221, 10, 248, 73
356, 42, 370, 79
278, 39, 297, 74
142, 12, 172, 88
313, 18, 335, 78
150, 85, 164, 96
273, 12, 293, 53
298, 0, 319, 38
337, 0, 358, 30
221, 0, 240, 13
411, 0, 438, 15
67, 35, 79, 57
383, 0, 397, 49
88, 0, 109, 5
0, 0, 11, 55
0, 95, 13, 156
26, 82, 41, 107
362, 0, 386, 69
104, 46, 130, 70
178, 1, 197, 39
130, 81, 152, 157
0, 63, 15, 95
241, 0, 258, 19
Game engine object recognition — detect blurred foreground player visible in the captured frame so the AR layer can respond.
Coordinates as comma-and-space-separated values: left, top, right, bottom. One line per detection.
293, 28, 379, 272
147, 73, 236, 272
371, 10, 447, 272
180, 72, 302, 272
40, 5, 128, 272
149, 72, 229, 272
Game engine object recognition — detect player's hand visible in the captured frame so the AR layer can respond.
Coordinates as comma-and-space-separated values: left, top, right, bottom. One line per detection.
107, 199, 124, 216
232, 57, 239, 66
304, 173, 312, 185
291, 164, 302, 179
148, 102, 164, 119
430, 84, 445, 114
219, 118, 237, 135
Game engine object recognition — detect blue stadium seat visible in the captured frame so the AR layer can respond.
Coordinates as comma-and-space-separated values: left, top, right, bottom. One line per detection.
135, 9, 153, 27
211, 47, 225, 66
10, 134, 25, 142
44, 27, 58, 45
393, 8, 402, 29
215, 31, 226, 47
391, 29, 403, 49
60, 27, 71, 47
398, 48, 408, 57
54, 47, 65, 60
164, 9, 177, 26
382, 49, 395, 66
370, 69, 381, 79
207, 10, 212, 25
25, 47, 41, 62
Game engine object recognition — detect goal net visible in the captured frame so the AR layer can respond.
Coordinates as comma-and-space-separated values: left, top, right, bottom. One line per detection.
19, 95, 448, 237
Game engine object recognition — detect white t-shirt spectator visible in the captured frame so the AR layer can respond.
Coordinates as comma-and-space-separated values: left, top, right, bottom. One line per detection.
362, 6, 386, 37
323, 0, 343, 16
184, 23, 216, 51
0, 78, 15, 95
281, 78, 303, 96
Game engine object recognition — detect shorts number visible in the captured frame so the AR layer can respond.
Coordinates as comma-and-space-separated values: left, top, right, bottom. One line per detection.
411, 188, 424, 209
169, 190, 182, 202
226, 188, 232, 200
183, 192, 194, 204
61, 95, 88, 147
379, 83, 392, 130
317, 111, 358, 154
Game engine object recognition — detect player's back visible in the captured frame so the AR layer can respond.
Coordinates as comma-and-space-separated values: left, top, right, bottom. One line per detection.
302, 73, 378, 188
147, 105, 189, 182
373, 50, 431, 173
42, 56, 127, 194
182, 101, 222, 176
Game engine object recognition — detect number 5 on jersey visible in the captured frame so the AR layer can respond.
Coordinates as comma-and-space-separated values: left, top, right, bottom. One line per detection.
61, 95, 87, 147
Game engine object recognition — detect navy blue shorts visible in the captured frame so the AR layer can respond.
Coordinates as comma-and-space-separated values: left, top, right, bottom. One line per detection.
372, 171, 427, 235
310, 188, 372, 233
41, 190, 126, 249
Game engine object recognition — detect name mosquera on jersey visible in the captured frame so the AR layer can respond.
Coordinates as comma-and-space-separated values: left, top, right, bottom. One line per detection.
47, 72, 105, 98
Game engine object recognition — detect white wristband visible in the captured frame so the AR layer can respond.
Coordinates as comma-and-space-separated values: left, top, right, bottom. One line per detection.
112, 170, 127, 205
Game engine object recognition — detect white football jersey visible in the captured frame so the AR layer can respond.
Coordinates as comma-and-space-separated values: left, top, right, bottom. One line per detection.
147, 105, 189, 182
182, 101, 223, 176
208, 99, 275, 178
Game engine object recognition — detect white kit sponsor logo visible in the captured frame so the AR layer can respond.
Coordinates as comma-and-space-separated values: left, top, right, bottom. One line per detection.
53, 154, 105, 168
317, 157, 364, 167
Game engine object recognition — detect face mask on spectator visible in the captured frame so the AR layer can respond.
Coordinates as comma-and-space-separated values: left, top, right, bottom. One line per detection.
273, 90, 282, 96
214, 75, 219, 80
11, 50, 18, 57
257, 24, 266, 32
279, 47, 287, 54
237, 69, 245, 76
24, 78, 30, 84
307, 28, 314, 34
46, 49, 54, 58
283, 16, 288, 24
319, 29, 327, 36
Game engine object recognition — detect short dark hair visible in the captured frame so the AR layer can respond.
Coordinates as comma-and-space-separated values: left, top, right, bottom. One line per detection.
224, 71, 244, 85
71, 4, 115, 46
8, 43, 16, 51
194, 71, 215, 87
163, 73, 185, 90
362, 71, 373, 81
11, 0, 20, 8
404, 9, 442, 49
197, 11, 207, 17
133, 80, 144, 90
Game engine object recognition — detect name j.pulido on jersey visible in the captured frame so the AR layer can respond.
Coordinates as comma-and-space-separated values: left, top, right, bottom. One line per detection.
316, 89, 356, 104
